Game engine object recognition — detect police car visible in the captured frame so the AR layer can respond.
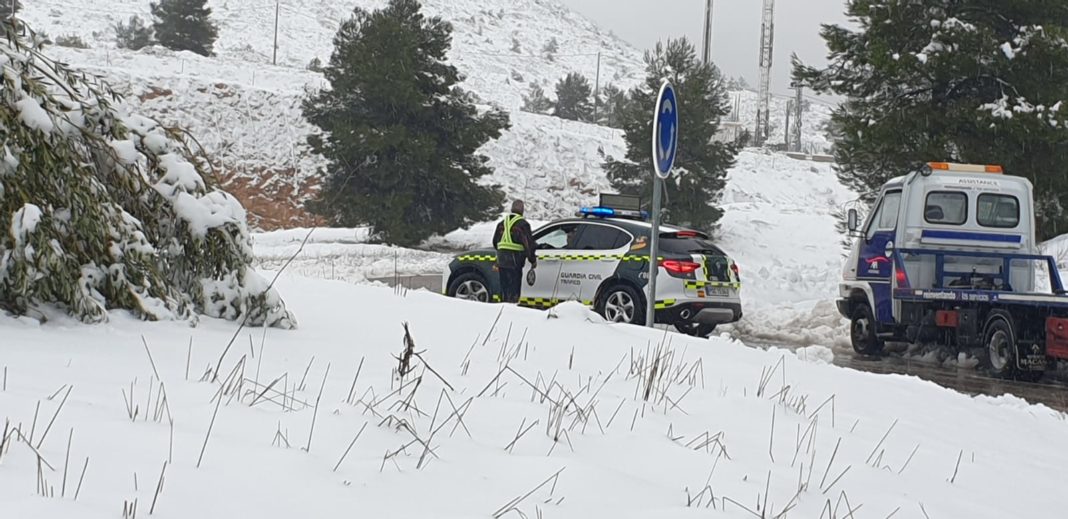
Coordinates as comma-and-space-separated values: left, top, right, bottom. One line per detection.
442, 195, 743, 337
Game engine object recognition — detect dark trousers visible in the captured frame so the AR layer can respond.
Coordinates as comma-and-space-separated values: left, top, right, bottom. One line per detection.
497, 251, 526, 303
499, 266, 523, 303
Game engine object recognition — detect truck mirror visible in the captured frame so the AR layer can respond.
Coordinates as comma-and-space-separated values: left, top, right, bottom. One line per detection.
847, 209, 859, 233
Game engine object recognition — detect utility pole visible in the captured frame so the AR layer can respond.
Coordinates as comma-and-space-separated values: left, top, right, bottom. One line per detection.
701, 0, 715, 65
593, 50, 601, 122
754, 0, 776, 147
784, 101, 792, 148
272, 1, 280, 66
791, 84, 804, 152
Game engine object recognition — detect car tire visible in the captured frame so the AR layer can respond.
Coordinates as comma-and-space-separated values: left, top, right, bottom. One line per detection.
447, 272, 492, 303
850, 303, 884, 356
598, 285, 646, 326
674, 322, 717, 338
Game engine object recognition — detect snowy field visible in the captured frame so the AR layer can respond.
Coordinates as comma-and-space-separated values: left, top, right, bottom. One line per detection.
3, 275, 1067, 518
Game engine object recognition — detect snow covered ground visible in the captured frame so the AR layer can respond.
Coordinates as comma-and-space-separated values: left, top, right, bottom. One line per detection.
3, 274, 1067, 518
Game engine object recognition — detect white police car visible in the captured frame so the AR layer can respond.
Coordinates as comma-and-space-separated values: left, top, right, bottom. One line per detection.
443, 195, 743, 337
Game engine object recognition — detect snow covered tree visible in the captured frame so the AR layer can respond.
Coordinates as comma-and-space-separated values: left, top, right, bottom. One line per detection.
150, 0, 218, 57
596, 83, 629, 129
521, 82, 553, 115
794, 0, 1068, 238
553, 72, 593, 122
0, 0, 20, 20
114, 15, 154, 51
542, 37, 558, 62
304, 0, 508, 247
0, 22, 294, 327
604, 38, 737, 231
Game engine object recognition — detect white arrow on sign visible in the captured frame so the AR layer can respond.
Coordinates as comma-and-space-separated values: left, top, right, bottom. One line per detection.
658, 99, 677, 160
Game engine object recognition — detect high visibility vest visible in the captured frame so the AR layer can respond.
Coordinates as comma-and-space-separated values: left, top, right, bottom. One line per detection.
497, 214, 526, 252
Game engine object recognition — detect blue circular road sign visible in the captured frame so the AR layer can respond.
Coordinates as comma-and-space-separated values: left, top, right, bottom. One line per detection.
652, 81, 679, 178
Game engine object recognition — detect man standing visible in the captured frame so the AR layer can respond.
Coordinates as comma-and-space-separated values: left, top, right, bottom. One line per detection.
493, 200, 537, 303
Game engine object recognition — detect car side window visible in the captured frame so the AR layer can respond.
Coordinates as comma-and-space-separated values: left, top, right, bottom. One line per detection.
572, 224, 630, 250
866, 191, 902, 239
535, 224, 581, 250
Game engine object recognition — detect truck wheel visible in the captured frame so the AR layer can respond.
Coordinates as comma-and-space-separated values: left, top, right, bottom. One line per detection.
448, 273, 491, 303
675, 322, 717, 338
850, 304, 884, 356
981, 312, 1016, 378
598, 285, 646, 326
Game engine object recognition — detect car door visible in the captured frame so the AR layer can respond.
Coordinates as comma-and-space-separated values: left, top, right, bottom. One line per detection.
523, 223, 582, 306
530, 223, 631, 306
857, 191, 901, 324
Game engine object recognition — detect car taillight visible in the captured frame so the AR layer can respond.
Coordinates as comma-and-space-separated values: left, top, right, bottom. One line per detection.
661, 259, 701, 275
730, 262, 741, 279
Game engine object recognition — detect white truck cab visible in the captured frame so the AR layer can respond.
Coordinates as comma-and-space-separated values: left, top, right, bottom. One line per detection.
837, 163, 1068, 379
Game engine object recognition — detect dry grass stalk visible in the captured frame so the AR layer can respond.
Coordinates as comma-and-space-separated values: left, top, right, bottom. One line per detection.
333, 422, 369, 472
74, 457, 89, 500
149, 461, 167, 515
303, 364, 332, 452
492, 467, 565, 519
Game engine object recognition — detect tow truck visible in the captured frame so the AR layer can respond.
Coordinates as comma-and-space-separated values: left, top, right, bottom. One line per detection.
839, 162, 1068, 380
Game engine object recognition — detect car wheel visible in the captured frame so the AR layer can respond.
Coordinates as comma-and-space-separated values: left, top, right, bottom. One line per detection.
448, 273, 491, 303
598, 285, 646, 326
850, 303, 884, 356
674, 322, 717, 338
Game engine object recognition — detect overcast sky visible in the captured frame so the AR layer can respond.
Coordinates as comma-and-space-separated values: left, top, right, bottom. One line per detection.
557, 0, 851, 95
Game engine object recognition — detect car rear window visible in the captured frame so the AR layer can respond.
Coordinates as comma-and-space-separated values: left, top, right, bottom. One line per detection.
659, 237, 726, 256
977, 194, 1020, 228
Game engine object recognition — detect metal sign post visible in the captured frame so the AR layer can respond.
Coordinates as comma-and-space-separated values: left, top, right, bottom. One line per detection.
646, 80, 679, 327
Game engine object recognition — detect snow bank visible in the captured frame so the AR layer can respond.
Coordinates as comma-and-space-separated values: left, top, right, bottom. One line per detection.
1, 274, 1065, 518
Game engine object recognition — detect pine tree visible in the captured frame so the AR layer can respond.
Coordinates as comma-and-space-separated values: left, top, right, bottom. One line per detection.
522, 82, 553, 115
604, 38, 737, 231
0, 0, 20, 20
542, 37, 558, 62
150, 0, 218, 57
794, 0, 1068, 238
597, 83, 629, 129
304, 0, 509, 247
115, 15, 154, 51
553, 72, 593, 122
0, 22, 293, 327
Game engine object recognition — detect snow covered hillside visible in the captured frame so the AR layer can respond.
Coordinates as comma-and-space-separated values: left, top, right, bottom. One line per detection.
3, 275, 1066, 518
18, 0, 646, 228
20, 1, 833, 230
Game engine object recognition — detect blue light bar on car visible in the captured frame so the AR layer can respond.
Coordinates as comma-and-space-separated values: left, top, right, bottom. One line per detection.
580, 207, 650, 219
581, 207, 617, 217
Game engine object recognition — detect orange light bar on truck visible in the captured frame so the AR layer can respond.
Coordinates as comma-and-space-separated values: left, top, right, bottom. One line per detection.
926, 162, 1003, 174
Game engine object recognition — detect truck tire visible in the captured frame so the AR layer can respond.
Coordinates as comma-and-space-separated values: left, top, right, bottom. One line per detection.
597, 285, 646, 326
850, 303, 884, 356
980, 311, 1045, 381
981, 311, 1016, 378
